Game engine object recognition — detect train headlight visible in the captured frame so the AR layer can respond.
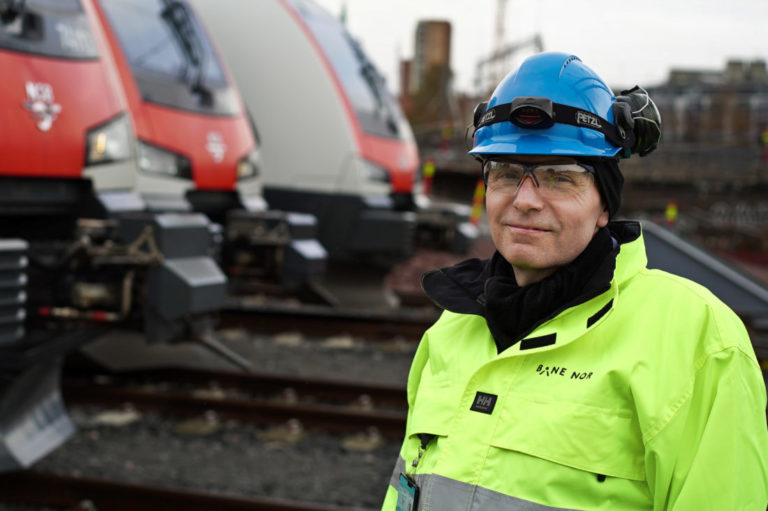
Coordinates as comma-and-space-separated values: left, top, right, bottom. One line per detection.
137, 141, 192, 180
236, 148, 260, 180
360, 159, 390, 184
85, 114, 133, 165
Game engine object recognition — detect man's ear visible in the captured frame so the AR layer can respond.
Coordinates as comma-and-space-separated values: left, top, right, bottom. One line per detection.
597, 206, 610, 228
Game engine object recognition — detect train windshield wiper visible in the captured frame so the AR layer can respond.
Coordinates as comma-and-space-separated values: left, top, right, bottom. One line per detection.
160, 0, 212, 106
346, 34, 399, 135
0, 0, 25, 25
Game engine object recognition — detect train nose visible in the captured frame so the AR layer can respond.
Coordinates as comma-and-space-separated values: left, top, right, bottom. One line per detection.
389, 167, 416, 194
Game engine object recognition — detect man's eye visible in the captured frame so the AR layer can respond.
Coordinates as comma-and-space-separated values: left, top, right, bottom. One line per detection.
543, 171, 576, 184
490, 169, 521, 182
500, 171, 523, 181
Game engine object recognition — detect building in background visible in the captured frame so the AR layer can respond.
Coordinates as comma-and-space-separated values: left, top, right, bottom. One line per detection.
409, 20, 451, 95
399, 20, 455, 130
617, 59, 768, 258
628, 58, 768, 182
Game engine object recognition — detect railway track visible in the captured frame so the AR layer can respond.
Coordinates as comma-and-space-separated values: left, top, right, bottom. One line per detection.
62, 367, 408, 438
221, 298, 438, 341
0, 470, 374, 511
65, 367, 407, 407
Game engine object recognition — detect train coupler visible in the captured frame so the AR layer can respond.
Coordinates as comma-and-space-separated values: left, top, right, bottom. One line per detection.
415, 202, 479, 254
224, 209, 327, 293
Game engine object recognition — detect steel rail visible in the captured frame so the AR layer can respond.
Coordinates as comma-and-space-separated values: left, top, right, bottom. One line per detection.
62, 381, 407, 438
221, 299, 438, 341
64, 366, 408, 408
0, 470, 374, 511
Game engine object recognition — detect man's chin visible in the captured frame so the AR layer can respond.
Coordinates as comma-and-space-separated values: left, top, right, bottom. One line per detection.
499, 249, 545, 269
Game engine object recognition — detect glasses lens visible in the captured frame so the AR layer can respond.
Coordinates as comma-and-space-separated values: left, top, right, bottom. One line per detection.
484, 160, 593, 195
484, 161, 525, 191
533, 164, 592, 192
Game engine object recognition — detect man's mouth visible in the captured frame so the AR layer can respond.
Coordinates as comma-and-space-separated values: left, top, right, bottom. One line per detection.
507, 223, 549, 233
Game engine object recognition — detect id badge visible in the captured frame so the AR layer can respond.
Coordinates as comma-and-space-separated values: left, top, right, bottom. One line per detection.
396, 473, 419, 511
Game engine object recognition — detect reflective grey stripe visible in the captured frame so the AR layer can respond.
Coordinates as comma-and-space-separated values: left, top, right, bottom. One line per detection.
388, 455, 407, 488
465, 478, 580, 511
388, 456, 577, 510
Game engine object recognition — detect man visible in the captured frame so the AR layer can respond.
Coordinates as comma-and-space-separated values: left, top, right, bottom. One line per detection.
382, 52, 768, 510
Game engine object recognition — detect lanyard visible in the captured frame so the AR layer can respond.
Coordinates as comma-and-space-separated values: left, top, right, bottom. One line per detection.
398, 434, 433, 511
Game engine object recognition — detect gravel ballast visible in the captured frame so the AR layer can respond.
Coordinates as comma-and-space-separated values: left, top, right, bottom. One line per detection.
2, 328, 419, 510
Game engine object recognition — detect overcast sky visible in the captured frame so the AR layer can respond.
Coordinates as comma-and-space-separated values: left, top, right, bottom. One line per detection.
312, 0, 768, 95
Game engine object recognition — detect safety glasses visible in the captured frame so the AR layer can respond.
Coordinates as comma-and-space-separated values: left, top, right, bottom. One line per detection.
483, 159, 595, 196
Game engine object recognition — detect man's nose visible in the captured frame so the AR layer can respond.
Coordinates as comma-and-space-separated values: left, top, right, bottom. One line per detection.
512, 174, 544, 211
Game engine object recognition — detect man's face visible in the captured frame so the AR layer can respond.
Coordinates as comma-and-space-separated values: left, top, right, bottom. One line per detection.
485, 155, 610, 286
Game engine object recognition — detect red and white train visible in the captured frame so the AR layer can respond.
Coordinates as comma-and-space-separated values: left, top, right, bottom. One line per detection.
90, 0, 327, 296
0, 0, 228, 471
190, 0, 476, 304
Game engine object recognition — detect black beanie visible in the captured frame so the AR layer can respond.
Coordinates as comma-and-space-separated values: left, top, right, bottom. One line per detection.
591, 159, 624, 219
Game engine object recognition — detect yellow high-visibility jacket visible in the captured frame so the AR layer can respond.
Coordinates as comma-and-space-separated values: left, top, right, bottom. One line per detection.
382, 221, 768, 510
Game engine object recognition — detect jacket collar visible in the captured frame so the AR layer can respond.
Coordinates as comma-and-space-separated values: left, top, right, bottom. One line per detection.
610, 220, 645, 287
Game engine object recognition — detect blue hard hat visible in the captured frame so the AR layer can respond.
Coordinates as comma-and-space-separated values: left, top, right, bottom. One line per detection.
470, 52, 625, 158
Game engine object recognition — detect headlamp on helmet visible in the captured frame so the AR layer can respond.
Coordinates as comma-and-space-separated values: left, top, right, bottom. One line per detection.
509, 97, 555, 129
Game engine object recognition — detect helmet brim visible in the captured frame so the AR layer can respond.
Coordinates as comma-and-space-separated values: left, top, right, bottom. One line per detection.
469, 131, 622, 158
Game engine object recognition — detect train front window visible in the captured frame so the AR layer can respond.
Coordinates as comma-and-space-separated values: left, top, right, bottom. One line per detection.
292, 0, 412, 141
0, 0, 99, 59
99, 0, 240, 116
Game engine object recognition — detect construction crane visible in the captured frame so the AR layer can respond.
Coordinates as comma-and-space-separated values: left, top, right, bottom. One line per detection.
474, 0, 543, 96
494, 0, 508, 85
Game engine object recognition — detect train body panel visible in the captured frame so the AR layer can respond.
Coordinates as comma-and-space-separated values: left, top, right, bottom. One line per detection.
140, 104, 251, 191
359, 134, 419, 194
282, 0, 418, 193
0, 0, 132, 187
192, 0, 362, 194
189, 0, 418, 264
91, 0, 258, 201
93, 0, 325, 294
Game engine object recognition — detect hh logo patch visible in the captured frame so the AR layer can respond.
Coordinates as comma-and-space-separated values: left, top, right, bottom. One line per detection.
470, 392, 497, 414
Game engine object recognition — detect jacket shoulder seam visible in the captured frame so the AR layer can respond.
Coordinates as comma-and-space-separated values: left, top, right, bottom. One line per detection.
643, 345, 755, 445
637, 268, 722, 304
